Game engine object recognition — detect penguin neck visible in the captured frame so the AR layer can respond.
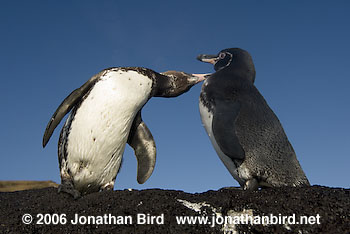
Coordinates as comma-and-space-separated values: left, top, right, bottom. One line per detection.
217, 64, 256, 84
214, 68, 254, 89
201, 69, 254, 104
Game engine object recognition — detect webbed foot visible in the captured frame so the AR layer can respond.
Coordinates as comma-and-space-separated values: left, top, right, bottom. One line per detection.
58, 184, 81, 199
244, 178, 259, 191
100, 181, 115, 191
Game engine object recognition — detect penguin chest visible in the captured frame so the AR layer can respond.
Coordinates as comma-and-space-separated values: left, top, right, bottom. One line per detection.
65, 70, 153, 188
199, 99, 245, 185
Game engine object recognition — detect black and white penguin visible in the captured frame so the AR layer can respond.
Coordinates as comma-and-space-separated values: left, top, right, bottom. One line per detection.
197, 48, 310, 190
43, 67, 205, 198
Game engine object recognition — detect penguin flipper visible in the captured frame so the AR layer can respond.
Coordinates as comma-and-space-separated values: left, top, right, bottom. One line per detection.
42, 70, 105, 147
127, 111, 157, 184
212, 100, 245, 160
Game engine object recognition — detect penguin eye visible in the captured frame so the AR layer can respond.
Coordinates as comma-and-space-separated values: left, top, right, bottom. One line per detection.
214, 52, 233, 71
219, 52, 226, 59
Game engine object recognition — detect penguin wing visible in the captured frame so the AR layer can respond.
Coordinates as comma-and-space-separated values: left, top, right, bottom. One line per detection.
212, 100, 245, 160
127, 111, 157, 184
42, 70, 105, 147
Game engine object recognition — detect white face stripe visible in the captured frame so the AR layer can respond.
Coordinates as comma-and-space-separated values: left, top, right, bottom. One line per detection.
215, 52, 233, 71
64, 70, 153, 191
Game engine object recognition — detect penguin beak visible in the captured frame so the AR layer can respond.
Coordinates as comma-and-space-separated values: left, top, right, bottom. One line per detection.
197, 54, 218, 64
191, 73, 211, 82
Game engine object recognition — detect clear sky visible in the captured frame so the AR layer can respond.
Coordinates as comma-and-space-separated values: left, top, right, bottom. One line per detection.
1, 1, 349, 192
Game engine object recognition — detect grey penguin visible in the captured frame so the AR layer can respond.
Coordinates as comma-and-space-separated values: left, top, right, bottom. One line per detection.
197, 48, 310, 190
43, 67, 205, 198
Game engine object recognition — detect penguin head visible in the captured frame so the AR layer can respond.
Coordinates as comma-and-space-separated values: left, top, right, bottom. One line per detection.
155, 71, 206, 97
197, 48, 256, 83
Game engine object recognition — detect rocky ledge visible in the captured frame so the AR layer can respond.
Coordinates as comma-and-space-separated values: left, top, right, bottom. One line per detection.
0, 186, 349, 233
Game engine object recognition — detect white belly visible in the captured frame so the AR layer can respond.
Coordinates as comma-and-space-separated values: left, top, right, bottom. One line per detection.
66, 70, 153, 190
199, 100, 245, 185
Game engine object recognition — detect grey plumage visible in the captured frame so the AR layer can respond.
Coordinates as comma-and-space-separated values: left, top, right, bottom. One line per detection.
198, 48, 310, 190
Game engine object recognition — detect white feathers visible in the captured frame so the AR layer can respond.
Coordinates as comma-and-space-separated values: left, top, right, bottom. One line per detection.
65, 70, 153, 191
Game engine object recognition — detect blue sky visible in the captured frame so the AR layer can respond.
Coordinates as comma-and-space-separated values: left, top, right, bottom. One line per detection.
1, 1, 349, 192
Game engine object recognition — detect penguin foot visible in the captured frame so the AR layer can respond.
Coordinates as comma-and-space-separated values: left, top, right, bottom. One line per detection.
58, 184, 81, 199
243, 178, 259, 191
258, 181, 274, 189
100, 181, 115, 191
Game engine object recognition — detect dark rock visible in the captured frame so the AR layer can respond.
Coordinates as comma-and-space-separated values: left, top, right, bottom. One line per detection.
0, 186, 348, 233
